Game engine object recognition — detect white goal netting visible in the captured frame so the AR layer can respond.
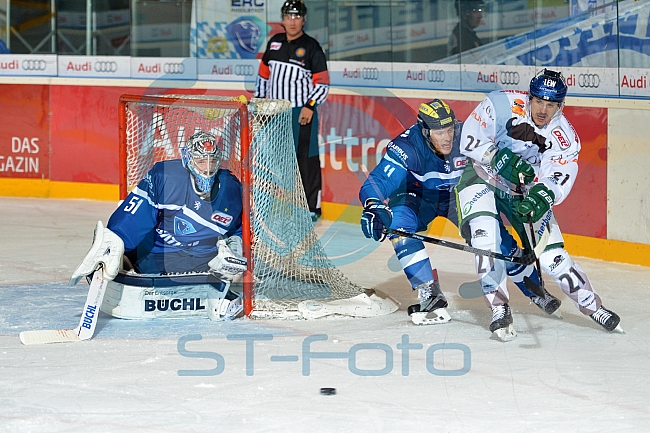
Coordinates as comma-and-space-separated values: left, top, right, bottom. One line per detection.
120, 94, 396, 319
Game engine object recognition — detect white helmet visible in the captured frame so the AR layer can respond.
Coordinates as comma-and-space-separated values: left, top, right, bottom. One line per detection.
181, 131, 222, 198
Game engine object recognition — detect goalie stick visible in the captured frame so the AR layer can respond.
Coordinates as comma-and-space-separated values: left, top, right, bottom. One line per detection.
19, 268, 108, 345
384, 228, 549, 266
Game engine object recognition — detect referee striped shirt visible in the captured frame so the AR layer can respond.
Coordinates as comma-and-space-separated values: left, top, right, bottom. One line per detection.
254, 32, 329, 108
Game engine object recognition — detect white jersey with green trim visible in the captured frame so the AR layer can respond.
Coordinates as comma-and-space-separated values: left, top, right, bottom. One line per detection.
459, 89, 580, 206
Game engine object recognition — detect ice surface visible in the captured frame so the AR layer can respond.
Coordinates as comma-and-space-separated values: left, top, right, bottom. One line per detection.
1, 197, 649, 432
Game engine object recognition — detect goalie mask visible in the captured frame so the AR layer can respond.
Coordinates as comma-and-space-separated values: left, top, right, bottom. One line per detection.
181, 131, 222, 198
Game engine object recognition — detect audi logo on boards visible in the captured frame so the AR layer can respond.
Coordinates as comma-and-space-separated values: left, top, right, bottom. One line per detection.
427, 69, 445, 82
361, 67, 379, 80
234, 65, 255, 76
22, 60, 47, 71
94, 61, 118, 73
578, 74, 600, 88
500, 71, 520, 85
163, 63, 185, 74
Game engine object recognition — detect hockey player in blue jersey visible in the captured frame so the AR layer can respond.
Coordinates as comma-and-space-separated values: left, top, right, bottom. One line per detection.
359, 99, 558, 325
108, 131, 244, 275
70, 131, 247, 320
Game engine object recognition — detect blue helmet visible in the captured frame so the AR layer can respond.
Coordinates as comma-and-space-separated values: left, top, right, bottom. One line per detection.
181, 131, 222, 198
529, 69, 567, 103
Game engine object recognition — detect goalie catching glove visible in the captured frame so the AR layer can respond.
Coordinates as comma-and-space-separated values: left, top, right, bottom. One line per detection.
208, 236, 247, 281
517, 183, 555, 222
360, 199, 393, 242
69, 221, 124, 286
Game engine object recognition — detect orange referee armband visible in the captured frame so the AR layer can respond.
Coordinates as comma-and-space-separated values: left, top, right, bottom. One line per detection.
304, 99, 316, 111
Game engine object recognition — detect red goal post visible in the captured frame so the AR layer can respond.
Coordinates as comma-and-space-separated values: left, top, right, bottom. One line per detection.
118, 94, 397, 320
118, 94, 254, 314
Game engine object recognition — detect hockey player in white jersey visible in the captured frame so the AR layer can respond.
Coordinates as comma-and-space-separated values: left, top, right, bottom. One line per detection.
359, 99, 553, 325
457, 69, 621, 340
69, 131, 247, 321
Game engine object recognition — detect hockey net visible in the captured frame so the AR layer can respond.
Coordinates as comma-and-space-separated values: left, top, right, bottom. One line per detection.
118, 94, 397, 319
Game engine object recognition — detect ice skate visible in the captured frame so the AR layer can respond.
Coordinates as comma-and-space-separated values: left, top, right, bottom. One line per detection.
531, 291, 562, 318
408, 281, 450, 325
490, 304, 516, 341
590, 306, 624, 333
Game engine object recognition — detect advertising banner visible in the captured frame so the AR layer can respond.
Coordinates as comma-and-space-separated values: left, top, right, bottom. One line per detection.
0, 85, 50, 179
458, 64, 621, 97
560, 66, 620, 96
197, 58, 259, 82
460, 64, 537, 93
318, 94, 607, 238
619, 68, 650, 97
392, 63, 461, 91
191, 0, 270, 59
130, 57, 197, 80
0, 55, 57, 77
329, 61, 393, 88
58, 55, 131, 79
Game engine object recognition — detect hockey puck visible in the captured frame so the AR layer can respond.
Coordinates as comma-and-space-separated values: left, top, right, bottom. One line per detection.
320, 387, 336, 395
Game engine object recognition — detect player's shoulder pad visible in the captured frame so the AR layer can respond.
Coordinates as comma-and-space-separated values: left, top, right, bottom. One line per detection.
218, 169, 242, 187
454, 121, 464, 136
155, 159, 190, 178
153, 158, 183, 170
386, 127, 419, 165
548, 123, 578, 151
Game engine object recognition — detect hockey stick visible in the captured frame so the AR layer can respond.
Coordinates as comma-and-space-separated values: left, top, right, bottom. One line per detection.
19, 268, 108, 345
384, 228, 547, 265
519, 174, 548, 298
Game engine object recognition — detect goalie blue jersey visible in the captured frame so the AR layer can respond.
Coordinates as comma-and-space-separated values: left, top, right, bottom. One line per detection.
107, 159, 243, 261
359, 123, 467, 208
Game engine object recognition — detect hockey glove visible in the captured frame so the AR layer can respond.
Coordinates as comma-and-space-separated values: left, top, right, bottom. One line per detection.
517, 184, 555, 222
225, 235, 243, 256
360, 199, 393, 242
208, 239, 248, 281
491, 148, 535, 185
70, 221, 124, 285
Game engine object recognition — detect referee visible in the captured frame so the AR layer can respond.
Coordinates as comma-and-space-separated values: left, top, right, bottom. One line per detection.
254, 0, 330, 222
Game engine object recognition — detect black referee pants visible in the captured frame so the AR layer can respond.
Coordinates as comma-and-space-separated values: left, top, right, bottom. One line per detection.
292, 107, 321, 215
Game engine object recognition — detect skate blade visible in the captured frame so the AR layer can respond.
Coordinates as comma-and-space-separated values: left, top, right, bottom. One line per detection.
613, 324, 625, 334
551, 310, 563, 319
411, 308, 451, 325
493, 325, 517, 342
